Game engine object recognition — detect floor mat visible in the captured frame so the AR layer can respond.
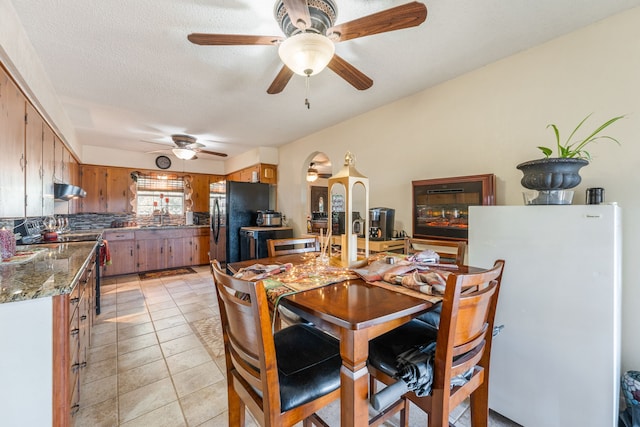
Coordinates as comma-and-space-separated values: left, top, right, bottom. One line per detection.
138, 267, 197, 280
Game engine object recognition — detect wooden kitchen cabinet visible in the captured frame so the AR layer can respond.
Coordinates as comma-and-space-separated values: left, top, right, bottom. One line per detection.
190, 174, 211, 212
80, 165, 107, 212
135, 236, 166, 272
52, 248, 96, 425
106, 167, 131, 213
0, 67, 26, 218
67, 155, 80, 213
54, 135, 71, 184
43, 123, 55, 214
80, 165, 131, 213
136, 228, 190, 271
226, 163, 277, 184
167, 237, 189, 268
260, 163, 277, 184
188, 228, 210, 265
25, 103, 45, 217
102, 231, 136, 276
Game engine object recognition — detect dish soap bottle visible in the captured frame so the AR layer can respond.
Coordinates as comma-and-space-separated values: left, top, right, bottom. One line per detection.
306, 215, 312, 233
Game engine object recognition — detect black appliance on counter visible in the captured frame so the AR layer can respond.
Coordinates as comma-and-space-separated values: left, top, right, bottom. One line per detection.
331, 211, 361, 236
369, 207, 395, 241
210, 181, 272, 265
239, 227, 293, 260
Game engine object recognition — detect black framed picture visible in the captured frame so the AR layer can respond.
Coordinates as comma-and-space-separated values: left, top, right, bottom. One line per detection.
310, 186, 328, 213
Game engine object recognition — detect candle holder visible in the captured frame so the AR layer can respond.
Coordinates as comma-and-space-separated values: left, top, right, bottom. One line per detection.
328, 152, 369, 267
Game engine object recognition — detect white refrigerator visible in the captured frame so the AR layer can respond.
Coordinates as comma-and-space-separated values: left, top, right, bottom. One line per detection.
468, 204, 621, 427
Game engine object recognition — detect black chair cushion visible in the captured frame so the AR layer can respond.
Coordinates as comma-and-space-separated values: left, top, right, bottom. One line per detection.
368, 319, 438, 377
414, 302, 441, 331
275, 324, 341, 412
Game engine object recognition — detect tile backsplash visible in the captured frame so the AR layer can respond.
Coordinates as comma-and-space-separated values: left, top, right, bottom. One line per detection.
0, 212, 210, 233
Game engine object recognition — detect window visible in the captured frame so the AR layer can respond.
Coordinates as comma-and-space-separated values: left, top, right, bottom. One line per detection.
136, 174, 184, 215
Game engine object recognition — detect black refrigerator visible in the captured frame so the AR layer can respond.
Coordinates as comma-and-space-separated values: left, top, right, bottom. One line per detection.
210, 181, 271, 265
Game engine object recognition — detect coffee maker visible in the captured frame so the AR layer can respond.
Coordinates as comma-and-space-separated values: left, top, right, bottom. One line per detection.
369, 207, 395, 241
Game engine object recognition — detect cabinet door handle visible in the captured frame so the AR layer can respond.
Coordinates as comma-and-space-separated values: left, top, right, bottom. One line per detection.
80, 315, 87, 321
161, 247, 163, 254
70, 297, 80, 305
130, 249, 133, 256
70, 404, 80, 416
71, 362, 80, 373
20, 153, 26, 171
70, 328, 80, 336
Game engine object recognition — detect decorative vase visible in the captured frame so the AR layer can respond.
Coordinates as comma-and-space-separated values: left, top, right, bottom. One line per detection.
516, 158, 589, 190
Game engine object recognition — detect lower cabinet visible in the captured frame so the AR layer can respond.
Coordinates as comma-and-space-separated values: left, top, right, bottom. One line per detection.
53, 248, 96, 425
102, 227, 210, 277
102, 231, 136, 276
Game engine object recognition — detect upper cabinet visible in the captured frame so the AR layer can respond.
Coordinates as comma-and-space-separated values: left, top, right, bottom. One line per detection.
189, 174, 210, 212
42, 123, 55, 215
260, 164, 277, 184
25, 103, 45, 217
79, 165, 131, 213
0, 67, 26, 218
226, 163, 277, 184
54, 136, 71, 184
105, 167, 131, 213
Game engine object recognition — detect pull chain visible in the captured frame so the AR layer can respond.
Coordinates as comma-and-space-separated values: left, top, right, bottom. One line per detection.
305, 73, 311, 109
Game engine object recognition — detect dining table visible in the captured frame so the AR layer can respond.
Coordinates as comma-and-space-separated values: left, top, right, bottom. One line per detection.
226, 253, 480, 427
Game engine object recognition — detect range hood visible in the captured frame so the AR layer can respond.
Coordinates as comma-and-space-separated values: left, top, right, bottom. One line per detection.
54, 183, 87, 201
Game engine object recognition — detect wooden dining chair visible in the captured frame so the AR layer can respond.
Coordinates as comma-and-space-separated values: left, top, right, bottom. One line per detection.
210, 260, 341, 427
368, 260, 505, 427
404, 238, 467, 265
267, 237, 320, 257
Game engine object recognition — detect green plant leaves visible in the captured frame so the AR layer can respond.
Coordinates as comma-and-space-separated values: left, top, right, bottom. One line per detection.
538, 114, 625, 159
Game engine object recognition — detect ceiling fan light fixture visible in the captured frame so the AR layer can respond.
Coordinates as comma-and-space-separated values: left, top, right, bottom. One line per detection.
306, 163, 319, 182
172, 148, 197, 160
278, 33, 335, 76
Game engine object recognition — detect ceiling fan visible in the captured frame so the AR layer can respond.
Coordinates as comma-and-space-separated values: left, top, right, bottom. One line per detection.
147, 134, 228, 160
188, 1, 427, 94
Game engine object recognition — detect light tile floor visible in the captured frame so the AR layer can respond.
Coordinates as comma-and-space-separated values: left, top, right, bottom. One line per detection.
75, 265, 520, 426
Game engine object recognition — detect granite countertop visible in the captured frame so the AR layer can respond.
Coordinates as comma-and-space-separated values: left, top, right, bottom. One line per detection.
0, 241, 98, 304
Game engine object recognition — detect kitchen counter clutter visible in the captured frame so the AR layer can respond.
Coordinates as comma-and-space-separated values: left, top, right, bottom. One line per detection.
0, 241, 98, 304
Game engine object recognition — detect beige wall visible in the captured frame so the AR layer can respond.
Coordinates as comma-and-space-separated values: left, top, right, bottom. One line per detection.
277, 7, 640, 372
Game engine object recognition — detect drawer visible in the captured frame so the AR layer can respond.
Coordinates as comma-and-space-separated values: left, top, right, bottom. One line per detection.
104, 231, 134, 241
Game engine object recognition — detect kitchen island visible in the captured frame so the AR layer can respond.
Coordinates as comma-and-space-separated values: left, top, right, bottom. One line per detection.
0, 241, 98, 426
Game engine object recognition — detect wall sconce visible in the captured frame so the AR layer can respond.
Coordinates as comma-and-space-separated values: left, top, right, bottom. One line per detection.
306, 163, 319, 182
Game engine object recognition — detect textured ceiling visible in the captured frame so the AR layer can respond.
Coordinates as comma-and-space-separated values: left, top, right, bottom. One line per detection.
9, 0, 640, 160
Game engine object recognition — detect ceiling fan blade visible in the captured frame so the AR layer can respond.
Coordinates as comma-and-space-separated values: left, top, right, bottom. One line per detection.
327, 54, 373, 90
198, 149, 228, 158
188, 33, 283, 46
267, 65, 294, 94
327, 1, 427, 42
282, 0, 312, 30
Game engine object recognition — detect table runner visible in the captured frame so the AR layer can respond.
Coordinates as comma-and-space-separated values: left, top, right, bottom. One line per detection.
234, 252, 457, 306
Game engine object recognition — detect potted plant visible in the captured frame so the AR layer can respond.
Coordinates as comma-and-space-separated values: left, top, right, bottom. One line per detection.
517, 113, 625, 193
